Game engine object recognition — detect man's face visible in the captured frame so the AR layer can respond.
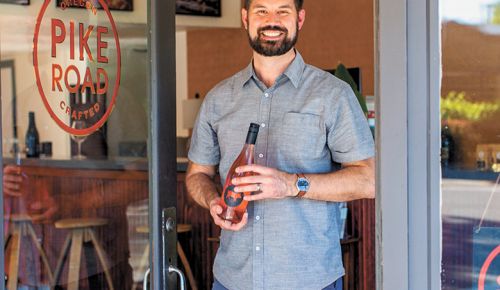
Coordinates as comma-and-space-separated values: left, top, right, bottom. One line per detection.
242, 0, 305, 57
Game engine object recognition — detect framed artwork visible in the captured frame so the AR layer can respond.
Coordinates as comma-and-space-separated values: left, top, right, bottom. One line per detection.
56, 0, 133, 11
176, 0, 221, 17
0, 0, 29, 5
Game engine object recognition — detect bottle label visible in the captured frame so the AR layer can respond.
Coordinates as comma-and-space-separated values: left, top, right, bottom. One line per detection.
223, 185, 244, 207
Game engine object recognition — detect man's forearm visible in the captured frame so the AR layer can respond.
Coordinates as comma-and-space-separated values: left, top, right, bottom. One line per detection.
305, 159, 375, 202
186, 172, 219, 209
235, 158, 375, 203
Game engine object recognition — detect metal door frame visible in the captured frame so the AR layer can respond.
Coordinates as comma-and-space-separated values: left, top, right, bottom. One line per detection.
149, 0, 178, 289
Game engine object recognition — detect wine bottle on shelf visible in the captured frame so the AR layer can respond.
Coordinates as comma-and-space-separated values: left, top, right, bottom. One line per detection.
218, 123, 260, 223
477, 151, 486, 171
441, 122, 454, 167
25, 112, 40, 158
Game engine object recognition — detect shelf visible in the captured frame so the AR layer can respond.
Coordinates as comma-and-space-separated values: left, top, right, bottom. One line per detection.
442, 167, 499, 181
3, 157, 189, 172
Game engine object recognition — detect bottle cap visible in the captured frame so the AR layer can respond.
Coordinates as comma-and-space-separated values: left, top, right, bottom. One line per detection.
249, 123, 260, 133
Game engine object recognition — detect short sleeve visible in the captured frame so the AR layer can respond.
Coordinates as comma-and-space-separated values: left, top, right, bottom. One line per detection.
188, 95, 220, 165
327, 86, 375, 163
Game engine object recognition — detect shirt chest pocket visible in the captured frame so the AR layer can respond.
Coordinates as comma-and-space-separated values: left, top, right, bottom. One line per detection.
276, 112, 327, 161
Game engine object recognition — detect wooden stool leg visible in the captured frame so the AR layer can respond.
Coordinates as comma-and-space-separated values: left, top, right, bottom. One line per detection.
132, 243, 150, 290
4, 233, 12, 251
177, 242, 198, 290
87, 228, 115, 290
26, 223, 54, 283
67, 229, 84, 290
7, 224, 21, 290
52, 233, 72, 289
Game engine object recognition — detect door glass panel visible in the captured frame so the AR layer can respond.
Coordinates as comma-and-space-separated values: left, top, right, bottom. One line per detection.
1, 1, 149, 289
441, 1, 500, 289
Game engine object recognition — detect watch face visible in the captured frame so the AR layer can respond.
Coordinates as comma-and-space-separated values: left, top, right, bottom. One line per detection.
297, 178, 309, 191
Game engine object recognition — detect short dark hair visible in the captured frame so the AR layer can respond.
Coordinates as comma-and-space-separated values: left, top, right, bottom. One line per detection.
244, 0, 304, 11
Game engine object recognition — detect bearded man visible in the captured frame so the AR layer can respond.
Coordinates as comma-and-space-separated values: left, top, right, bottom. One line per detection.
186, 0, 375, 289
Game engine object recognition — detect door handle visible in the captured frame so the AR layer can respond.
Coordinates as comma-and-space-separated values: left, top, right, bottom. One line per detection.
162, 207, 188, 290
168, 265, 187, 290
143, 268, 150, 290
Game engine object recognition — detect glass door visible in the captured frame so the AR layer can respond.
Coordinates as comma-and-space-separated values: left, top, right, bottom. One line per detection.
0, 0, 178, 289
440, 1, 500, 289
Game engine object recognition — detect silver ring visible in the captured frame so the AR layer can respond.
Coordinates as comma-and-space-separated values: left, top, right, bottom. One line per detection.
256, 183, 261, 192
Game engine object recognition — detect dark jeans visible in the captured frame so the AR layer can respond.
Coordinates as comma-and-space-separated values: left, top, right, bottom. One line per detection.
212, 277, 343, 290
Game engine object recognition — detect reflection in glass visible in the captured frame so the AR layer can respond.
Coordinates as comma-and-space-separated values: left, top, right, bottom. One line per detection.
441, 0, 500, 289
1, 3, 150, 290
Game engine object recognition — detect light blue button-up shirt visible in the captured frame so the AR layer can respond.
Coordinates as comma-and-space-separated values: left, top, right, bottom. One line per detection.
189, 52, 374, 290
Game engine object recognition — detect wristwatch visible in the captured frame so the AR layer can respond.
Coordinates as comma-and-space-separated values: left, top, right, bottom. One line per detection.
295, 173, 310, 198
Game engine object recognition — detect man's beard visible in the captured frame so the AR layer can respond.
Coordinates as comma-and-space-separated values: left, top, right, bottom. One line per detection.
247, 23, 299, 57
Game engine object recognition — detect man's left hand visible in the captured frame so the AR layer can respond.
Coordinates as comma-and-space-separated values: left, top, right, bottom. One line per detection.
232, 164, 297, 201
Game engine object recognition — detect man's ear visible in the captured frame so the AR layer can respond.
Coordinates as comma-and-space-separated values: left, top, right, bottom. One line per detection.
298, 9, 306, 30
242, 8, 249, 30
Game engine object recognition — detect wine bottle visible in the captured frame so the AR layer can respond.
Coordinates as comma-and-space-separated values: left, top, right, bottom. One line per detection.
477, 151, 487, 171
25, 112, 40, 158
218, 123, 260, 223
441, 122, 454, 167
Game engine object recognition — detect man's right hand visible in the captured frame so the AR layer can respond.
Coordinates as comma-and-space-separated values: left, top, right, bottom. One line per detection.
209, 197, 248, 231
3, 165, 23, 197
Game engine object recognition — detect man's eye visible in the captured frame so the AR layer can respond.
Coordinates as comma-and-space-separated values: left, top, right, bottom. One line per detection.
256, 10, 267, 15
278, 10, 290, 15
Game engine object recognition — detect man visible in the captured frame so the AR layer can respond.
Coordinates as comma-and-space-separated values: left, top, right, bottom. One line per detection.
186, 0, 375, 289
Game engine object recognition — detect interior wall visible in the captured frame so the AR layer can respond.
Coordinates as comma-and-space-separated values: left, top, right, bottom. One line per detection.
186, 0, 375, 100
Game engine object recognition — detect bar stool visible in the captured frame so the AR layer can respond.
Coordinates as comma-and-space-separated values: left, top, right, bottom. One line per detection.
51, 218, 114, 290
132, 224, 197, 290
4, 214, 53, 290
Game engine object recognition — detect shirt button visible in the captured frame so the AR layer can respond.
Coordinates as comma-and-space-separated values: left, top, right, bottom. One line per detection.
258, 153, 264, 158
261, 123, 266, 128
255, 216, 261, 221
264, 93, 269, 98
256, 246, 261, 251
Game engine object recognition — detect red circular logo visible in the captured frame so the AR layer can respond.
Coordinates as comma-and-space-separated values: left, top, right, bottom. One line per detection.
33, 0, 121, 135
478, 245, 500, 290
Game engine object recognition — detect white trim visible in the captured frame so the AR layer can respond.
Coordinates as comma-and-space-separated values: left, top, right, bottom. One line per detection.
428, 0, 442, 288
407, 0, 438, 288
375, 0, 409, 289
376, 0, 442, 289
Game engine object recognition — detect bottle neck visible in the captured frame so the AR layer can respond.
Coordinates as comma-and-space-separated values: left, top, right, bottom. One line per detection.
28, 114, 36, 128
245, 131, 258, 145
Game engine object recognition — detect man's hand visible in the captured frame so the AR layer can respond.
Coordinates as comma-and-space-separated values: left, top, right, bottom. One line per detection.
209, 197, 248, 231
29, 194, 59, 224
232, 164, 297, 202
3, 165, 23, 197
3, 165, 59, 223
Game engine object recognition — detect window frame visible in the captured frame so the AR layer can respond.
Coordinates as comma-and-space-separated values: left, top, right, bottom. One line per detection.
376, 0, 441, 289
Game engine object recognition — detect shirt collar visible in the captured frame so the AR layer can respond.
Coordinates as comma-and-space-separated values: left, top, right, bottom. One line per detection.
283, 50, 305, 89
238, 50, 306, 89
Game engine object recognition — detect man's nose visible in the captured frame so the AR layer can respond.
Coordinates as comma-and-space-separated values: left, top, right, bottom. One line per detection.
264, 12, 282, 26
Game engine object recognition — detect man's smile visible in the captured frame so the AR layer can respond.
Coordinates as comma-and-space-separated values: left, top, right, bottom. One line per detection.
260, 30, 284, 39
